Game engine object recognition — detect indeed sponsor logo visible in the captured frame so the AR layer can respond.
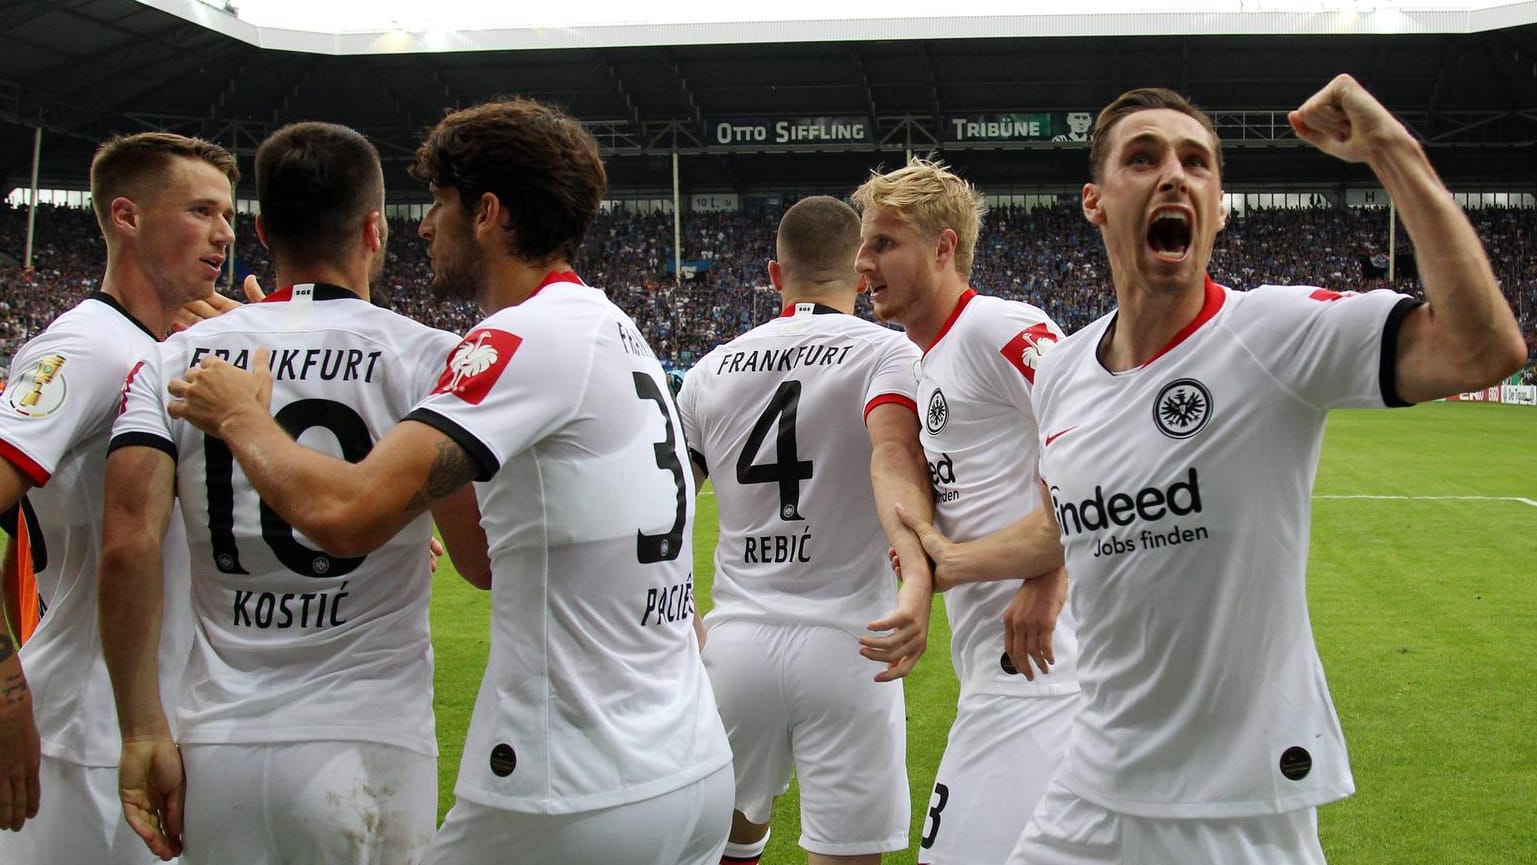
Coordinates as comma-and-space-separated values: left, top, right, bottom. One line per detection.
927, 452, 956, 486
1051, 467, 1203, 535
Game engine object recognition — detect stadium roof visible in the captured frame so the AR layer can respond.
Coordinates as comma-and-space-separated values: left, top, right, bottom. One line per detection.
3, 0, 1537, 199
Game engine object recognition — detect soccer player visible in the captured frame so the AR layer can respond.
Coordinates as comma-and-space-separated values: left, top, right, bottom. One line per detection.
851, 160, 1079, 865
676, 195, 933, 865
1011, 75, 1526, 865
0, 132, 237, 863
98, 121, 488, 864
163, 97, 734, 865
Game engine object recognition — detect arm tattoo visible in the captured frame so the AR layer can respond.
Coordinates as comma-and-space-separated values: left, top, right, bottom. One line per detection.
404, 440, 478, 512
1, 634, 26, 708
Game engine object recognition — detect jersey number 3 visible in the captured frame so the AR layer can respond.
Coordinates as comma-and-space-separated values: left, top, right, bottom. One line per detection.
633, 372, 688, 563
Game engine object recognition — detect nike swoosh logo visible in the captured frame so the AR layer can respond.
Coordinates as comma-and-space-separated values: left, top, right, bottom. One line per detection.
1044, 427, 1077, 447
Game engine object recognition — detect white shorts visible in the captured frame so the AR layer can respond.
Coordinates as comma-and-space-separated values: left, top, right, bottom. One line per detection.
703, 619, 908, 856
919, 691, 1082, 865
0, 754, 165, 865
422, 762, 733, 865
181, 740, 437, 865
1008, 780, 1327, 865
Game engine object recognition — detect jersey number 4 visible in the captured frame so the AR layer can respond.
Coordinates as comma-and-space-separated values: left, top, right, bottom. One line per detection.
737, 380, 814, 521
205, 398, 372, 578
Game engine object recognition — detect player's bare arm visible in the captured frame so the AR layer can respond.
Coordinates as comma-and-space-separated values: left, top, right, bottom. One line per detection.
169, 350, 479, 558
860, 401, 934, 682
1289, 74, 1526, 402
429, 485, 491, 589
999, 483, 1070, 681
0, 458, 40, 832
0, 630, 40, 833
96, 445, 184, 860
894, 502, 1064, 591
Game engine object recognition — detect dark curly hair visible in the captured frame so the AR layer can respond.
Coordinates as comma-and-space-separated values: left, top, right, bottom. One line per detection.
410, 97, 607, 265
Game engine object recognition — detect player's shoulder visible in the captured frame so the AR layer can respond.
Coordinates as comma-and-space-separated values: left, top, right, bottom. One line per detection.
21, 295, 154, 366
1224, 283, 1408, 330
964, 293, 1060, 334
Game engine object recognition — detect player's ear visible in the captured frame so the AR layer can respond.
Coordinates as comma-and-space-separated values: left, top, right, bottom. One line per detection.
767, 259, 784, 292
363, 210, 384, 254
109, 197, 139, 236
254, 213, 270, 249
934, 228, 958, 268
1082, 182, 1105, 226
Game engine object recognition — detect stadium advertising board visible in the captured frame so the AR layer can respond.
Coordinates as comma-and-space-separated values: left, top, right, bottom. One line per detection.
944, 112, 1095, 143
709, 116, 869, 147
1444, 385, 1537, 404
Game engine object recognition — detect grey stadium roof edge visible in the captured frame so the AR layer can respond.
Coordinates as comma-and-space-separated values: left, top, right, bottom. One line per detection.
4, 0, 1537, 201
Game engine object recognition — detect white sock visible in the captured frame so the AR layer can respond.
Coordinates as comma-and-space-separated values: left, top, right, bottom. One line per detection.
721, 829, 770, 864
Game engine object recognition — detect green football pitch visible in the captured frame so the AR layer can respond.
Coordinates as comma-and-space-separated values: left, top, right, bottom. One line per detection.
429, 401, 1537, 864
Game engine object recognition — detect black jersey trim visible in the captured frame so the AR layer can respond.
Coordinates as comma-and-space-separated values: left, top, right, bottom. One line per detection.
86, 292, 159, 340
108, 431, 178, 461
403, 409, 499, 482
1379, 297, 1423, 408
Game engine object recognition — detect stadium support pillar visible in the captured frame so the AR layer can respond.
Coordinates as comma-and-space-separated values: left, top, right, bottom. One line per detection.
23, 126, 40, 272
672, 149, 682, 288
1388, 199, 1397, 283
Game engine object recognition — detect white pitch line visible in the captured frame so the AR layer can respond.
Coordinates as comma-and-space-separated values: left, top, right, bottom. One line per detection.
1315, 494, 1537, 509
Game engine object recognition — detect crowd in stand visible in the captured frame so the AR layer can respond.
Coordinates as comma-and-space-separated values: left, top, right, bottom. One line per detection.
2, 200, 1535, 384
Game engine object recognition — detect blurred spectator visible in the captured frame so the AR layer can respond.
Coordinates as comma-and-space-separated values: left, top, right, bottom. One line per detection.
4, 201, 1536, 376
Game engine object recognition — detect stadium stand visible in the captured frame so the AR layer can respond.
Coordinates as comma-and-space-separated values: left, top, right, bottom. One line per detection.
2, 201, 1535, 382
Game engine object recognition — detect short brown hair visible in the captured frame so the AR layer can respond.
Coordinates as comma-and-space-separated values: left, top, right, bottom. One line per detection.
850, 158, 986, 281
1089, 88, 1223, 181
410, 97, 606, 265
256, 122, 383, 268
776, 196, 860, 286
90, 132, 238, 233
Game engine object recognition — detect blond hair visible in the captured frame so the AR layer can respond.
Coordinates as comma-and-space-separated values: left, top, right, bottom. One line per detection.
851, 158, 986, 281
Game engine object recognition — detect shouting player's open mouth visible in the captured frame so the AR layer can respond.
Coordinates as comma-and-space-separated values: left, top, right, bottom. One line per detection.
1147, 207, 1192, 261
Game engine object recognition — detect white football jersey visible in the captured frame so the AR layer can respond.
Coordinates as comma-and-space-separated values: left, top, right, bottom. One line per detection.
0, 293, 192, 768
917, 290, 1080, 698
1033, 278, 1419, 818
111, 284, 459, 758
678, 302, 920, 632
405, 273, 731, 814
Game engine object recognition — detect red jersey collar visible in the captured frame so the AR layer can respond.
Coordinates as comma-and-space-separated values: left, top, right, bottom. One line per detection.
529, 269, 583, 300
923, 288, 978, 356
1137, 274, 1226, 368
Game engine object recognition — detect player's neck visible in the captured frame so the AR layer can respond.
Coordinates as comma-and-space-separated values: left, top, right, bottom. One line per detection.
98, 257, 174, 340
904, 279, 970, 351
482, 255, 573, 314
1102, 275, 1207, 371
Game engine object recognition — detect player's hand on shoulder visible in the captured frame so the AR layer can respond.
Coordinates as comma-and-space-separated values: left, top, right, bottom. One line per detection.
170, 275, 268, 333
1003, 567, 1068, 681
1289, 74, 1413, 164
168, 347, 274, 437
